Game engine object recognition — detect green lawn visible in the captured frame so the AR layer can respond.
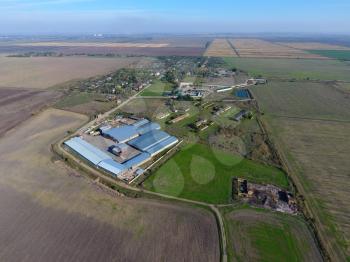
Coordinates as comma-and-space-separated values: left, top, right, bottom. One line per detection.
224, 57, 350, 81
139, 80, 173, 96
248, 222, 301, 261
182, 76, 197, 82
143, 143, 288, 204
221, 207, 321, 262
308, 50, 350, 61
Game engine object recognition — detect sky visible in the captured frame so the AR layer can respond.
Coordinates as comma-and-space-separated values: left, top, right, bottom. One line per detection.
1, 0, 350, 34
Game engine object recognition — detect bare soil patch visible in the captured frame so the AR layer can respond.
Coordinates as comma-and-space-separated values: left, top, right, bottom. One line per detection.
0, 56, 142, 89
0, 45, 205, 57
17, 42, 169, 48
0, 108, 220, 262
0, 88, 61, 136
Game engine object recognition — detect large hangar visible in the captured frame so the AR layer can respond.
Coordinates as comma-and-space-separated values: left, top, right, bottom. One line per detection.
64, 118, 178, 182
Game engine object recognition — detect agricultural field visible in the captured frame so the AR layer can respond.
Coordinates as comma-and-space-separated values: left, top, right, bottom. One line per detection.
307, 50, 350, 61
1, 39, 206, 57
0, 108, 220, 262
265, 117, 350, 261
229, 39, 325, 59
0, 55, 142, 89
139, 80, 174, 96
118, 97, 171, 120
224, 57, 350, 81
252, 81, 350, 260
221, 207, 322, 261
277, 42, 350, 50
16, 42, 170, 48
143, 143, 288, 204
54, 91, 117, 116
250, 81, 350, 121
0, 88, 61, 136
204, 39, 237, 57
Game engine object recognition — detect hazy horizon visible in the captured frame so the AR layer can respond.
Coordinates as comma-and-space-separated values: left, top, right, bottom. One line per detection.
1, 0, 350, 35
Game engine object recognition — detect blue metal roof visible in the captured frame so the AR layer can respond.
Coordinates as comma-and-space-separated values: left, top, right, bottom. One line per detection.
127, 130, 170, 151
102, 125, 138, 142
64, 137, 112, 165
124, 152, 151, 169
136, 122, 161, 135
97, 159, 126, 177
132, 119, 150, 128
146, 136, 178, 156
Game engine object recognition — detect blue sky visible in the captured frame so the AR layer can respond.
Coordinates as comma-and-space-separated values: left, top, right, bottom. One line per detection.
1, 0, 350, 34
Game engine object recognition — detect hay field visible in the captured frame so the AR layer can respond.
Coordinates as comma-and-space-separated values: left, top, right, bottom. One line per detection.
252, 81, 350, 260
0, 108, 220, 262
0, 55, 142, 89
277, 42, 350, 50
229, 39, 326, 59
204, 39, 237, 57
224, 57, 350, 81
222, 208, 322, 261
250, 81, 350, 121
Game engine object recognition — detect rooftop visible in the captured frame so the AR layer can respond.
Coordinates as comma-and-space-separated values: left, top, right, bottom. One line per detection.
102, 125, 138, 143
128, 130, 170, 152
97, 159, 126, 177
64, 137, 111, 165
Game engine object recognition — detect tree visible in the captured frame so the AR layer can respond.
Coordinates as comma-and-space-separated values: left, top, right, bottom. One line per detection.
164, 70, 177, 84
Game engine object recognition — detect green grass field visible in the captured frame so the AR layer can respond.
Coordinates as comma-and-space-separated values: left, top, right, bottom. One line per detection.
139, 80, 173, 96
224, 57, 350, 81
308, 50, 350, 61
250, 81, 350, 121
222, 207, 322, 261
55, 92, 104, 108
143, 143, 288, 204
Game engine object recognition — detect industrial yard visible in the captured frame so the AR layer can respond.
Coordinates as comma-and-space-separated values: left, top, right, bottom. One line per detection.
64, 116, 179, 183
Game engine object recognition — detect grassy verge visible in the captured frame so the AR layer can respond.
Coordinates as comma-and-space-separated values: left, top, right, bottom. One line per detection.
54, 91, 101, 108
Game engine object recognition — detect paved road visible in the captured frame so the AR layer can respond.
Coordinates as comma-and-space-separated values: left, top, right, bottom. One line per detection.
79, 87, 147, 132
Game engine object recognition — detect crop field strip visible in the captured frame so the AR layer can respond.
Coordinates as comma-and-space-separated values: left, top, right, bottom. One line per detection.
276, 42, 350, 50
204, 38, 333, 59
251, 81, 350, 260
229, 39, 328, 59
0, 108, 220, 262
204, 39, 238, 57
224, 57, 350, 81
